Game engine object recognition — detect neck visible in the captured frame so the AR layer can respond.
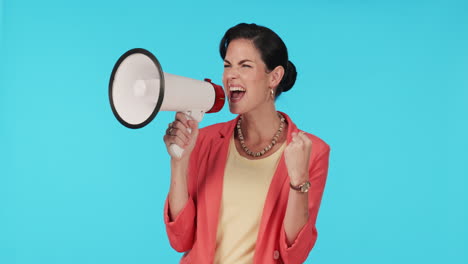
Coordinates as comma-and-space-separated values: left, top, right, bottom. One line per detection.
239, 105, 282, 144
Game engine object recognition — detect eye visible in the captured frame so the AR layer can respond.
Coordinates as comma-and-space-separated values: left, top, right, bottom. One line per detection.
223, 64, 231, 68
242, 64, 252, 68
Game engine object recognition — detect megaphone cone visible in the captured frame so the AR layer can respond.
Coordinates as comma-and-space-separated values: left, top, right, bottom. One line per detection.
109, 48, 165, 129
109, 48, 225, 157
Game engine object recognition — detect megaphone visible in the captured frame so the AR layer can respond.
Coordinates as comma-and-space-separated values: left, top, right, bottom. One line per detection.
109, 48, 225, 157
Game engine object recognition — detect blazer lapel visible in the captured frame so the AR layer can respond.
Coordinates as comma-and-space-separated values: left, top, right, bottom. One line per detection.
200, 118, 237, 251
255, 112, 299, 253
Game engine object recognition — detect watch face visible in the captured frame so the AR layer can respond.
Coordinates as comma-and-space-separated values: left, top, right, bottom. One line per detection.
301, 182, 311, 192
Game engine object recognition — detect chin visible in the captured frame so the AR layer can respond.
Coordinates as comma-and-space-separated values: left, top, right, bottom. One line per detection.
229, 108, 242, 115
228, 104, 243, 115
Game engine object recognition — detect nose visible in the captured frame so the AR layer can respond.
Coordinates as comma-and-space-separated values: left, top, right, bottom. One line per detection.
223, 66, 239, 81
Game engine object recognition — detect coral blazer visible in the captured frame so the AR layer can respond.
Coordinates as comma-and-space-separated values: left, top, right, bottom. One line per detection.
164, 112, 330, 264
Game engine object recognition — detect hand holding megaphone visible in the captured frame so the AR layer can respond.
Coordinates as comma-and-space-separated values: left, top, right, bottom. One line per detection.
164, 112, 200, 160
109, 48, 225, 158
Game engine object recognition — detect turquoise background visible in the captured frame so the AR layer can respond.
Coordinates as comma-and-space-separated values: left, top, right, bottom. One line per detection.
1, 0, 467, 263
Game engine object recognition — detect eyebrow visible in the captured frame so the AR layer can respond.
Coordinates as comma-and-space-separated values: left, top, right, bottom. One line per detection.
224, 59, 254, 64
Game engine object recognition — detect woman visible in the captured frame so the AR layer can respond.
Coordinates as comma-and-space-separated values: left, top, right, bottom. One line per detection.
163, 23, 330, 264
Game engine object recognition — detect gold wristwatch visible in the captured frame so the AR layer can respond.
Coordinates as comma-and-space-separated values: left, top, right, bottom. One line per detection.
290, 181, 311, 193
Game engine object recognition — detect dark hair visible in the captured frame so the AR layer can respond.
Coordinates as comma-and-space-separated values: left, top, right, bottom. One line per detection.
219, 23, 297, 98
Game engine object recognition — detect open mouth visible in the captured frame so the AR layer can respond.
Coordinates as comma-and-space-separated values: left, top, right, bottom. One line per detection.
229, 86, 246, 103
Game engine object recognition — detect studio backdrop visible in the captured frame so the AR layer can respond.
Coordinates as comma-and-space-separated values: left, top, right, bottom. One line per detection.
1, 0, 467, 263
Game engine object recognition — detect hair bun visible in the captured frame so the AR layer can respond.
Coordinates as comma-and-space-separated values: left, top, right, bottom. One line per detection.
279, 61, 297, 93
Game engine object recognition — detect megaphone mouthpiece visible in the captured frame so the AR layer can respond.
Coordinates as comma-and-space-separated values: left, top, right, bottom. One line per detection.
204, 78, 225, 114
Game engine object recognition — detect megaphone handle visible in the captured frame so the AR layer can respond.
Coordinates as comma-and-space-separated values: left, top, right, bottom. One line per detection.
169, 144, 184, 159
168, 110, 205, 159
185, 110, 204, 123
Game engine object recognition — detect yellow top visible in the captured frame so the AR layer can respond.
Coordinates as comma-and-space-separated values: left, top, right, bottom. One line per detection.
214, 135, 286, 264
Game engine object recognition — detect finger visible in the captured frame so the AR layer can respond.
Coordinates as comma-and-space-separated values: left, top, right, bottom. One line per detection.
163, 134, 170, 147
293, 133, 305, 144
172, 120, 191, 139
188, 120, 199, 135
298, 131, 312, 147
163, 134, 182, 149
163, 131, 185, 149
172, 118, 189, 132
168, 135, 187, 149
165, 127, 174, 137
175, 129, 191, 145
291, 132, 299, 142
297, 131, 308, 142
175, 112, 190, 128
184, 120, 198, 142
165, 125, 189, 146
165, 127, 189, 146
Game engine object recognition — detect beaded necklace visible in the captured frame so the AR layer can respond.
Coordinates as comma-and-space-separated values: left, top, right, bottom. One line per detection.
237, 113, 285, 157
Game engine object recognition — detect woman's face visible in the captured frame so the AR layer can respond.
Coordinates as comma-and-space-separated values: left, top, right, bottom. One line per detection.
222, 38, 272, 115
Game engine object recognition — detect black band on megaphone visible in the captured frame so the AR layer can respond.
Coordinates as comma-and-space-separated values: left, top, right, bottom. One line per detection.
109, 48, 165, 129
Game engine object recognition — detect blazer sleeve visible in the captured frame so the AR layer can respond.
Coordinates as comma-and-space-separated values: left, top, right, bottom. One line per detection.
163, 139, 201, 253
279, 142, 331, 264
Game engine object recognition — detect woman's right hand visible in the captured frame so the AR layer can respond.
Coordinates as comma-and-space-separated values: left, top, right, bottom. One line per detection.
163, 112, 199, 161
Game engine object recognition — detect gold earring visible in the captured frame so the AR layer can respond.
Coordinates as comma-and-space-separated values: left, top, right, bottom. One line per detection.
270, 89, 275, 100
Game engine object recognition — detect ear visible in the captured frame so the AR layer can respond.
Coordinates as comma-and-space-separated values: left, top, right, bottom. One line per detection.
269, 65, 285, 90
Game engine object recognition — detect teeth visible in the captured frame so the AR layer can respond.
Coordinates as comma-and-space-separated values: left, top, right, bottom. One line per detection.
229, 86, 246, 92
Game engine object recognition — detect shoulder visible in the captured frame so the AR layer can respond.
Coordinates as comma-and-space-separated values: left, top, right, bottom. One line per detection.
196, 118, 236, 143
199, 121, 229, 135
198, 120, 231, 137
189, 119, 234, 161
